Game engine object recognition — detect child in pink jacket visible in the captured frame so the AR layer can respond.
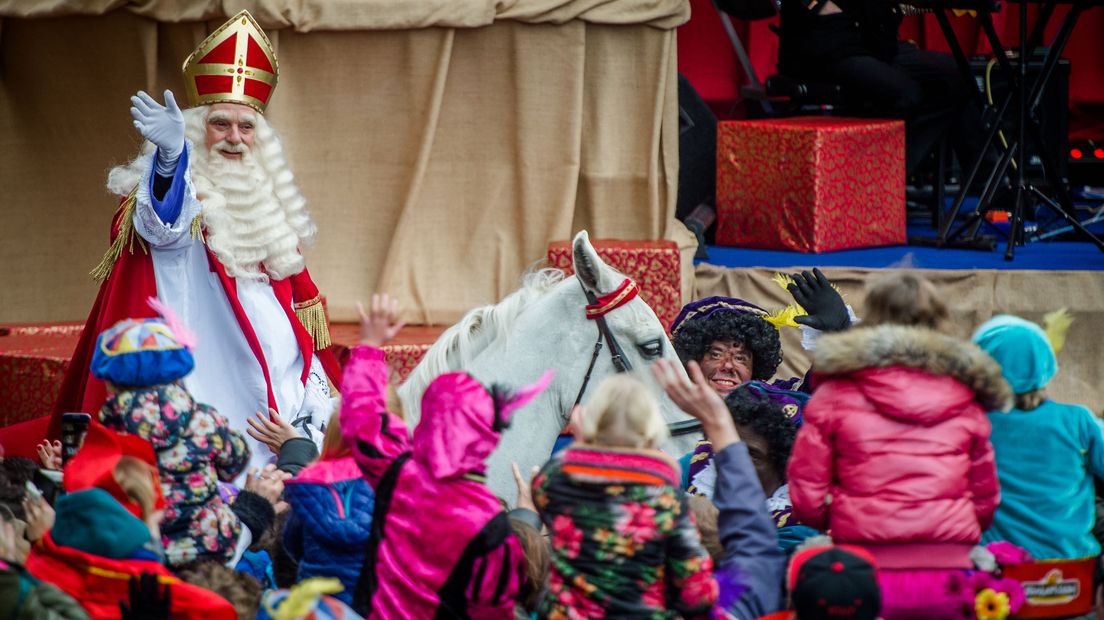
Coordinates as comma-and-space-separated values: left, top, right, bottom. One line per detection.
339, 294, 551, 618
787, 273, 1009, 619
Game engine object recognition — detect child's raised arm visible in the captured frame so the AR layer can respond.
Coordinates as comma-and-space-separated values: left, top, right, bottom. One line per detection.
340, 294, 410, 487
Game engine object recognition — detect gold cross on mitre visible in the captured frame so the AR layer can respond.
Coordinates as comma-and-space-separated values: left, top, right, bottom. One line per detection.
182, 11, 279, 113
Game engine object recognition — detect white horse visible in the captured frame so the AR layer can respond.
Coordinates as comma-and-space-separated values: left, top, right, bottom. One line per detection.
399, 231, 699, 505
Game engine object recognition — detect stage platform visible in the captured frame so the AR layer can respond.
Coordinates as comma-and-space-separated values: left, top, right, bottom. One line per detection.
0, 322, 445, 429
699, 216, 1104, 272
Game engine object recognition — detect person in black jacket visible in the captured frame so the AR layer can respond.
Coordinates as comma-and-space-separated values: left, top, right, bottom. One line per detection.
777, 0, 987, 176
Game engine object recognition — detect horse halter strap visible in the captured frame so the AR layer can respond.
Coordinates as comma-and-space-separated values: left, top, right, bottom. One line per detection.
572, 279, 638, 408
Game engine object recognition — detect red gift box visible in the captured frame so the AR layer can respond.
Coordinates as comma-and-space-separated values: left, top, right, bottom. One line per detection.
547, 239, 682, 332
716, 117, 906, 253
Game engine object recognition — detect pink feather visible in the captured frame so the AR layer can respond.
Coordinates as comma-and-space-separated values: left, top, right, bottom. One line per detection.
147, 297, 198, 350
498, 369, 555, 423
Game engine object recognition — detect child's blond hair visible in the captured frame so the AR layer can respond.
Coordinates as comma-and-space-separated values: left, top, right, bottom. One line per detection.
581, 374, 669, 449
863, 271, 949, 331
113, 455, 158, 519
320, 409, 351, 461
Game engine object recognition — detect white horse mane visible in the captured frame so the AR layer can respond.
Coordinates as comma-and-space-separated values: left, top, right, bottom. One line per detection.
401, 267, 566, 415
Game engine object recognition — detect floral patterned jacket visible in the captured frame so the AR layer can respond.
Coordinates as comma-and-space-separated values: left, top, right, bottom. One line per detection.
100, 382, 250, 565
533, 445, 719, 619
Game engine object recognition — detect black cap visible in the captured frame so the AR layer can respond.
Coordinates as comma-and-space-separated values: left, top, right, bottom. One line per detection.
790, 546, 881, 620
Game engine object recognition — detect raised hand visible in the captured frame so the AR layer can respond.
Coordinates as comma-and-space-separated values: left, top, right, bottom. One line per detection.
511, 463, 539, 513
21, 492, 55, 543
246, 408, 301, 455
651, 358, 740, 451
358, 293, 406, 347
130, 90, 185, 172
36, 439, 63, 470
788, 268, 850, 332
120, 572, 171, 620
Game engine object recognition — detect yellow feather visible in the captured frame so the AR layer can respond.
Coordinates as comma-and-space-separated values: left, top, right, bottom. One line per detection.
1042, 308, 1073, 354
764, 304, 807, 329
270, 578, 344, 620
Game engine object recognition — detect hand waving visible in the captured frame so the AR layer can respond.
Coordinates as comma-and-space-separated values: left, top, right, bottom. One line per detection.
651, 358, 740, 451
130, 90, 185, 171
358, 293, 406, 347
788, 268, 850, 332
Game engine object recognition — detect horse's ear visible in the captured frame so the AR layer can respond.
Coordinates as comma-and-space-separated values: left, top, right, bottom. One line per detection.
572, 230, 618, 294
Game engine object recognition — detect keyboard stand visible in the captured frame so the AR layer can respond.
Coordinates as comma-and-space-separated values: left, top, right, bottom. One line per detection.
930, 0, 1104, 258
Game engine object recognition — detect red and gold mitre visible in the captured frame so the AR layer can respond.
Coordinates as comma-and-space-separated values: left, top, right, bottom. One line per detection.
182, 11, 278, 113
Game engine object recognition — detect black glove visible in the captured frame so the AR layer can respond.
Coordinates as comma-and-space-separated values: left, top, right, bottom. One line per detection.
120, 572, 171, 620
787, 268, 850, 332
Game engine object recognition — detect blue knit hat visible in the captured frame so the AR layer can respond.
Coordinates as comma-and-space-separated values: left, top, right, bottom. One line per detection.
972, 315, 1057, 394
91, 316, 195, 387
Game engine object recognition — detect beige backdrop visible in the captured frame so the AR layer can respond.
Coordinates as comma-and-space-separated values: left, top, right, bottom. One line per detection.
695, 265, 1104, 412
0, 0, 686, 325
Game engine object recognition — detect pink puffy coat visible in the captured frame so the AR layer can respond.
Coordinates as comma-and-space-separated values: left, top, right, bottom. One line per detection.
339, 345, 551, 619
788, 324, 1011, 570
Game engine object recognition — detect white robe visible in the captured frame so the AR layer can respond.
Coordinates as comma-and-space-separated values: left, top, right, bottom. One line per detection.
131, 149, 331, 481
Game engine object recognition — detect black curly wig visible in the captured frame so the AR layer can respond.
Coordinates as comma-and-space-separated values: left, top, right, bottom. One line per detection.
725, 385, 796, 480
672, 312, 783, 381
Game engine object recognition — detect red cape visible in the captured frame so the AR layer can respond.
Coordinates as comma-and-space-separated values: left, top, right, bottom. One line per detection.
47, 198, 342, 442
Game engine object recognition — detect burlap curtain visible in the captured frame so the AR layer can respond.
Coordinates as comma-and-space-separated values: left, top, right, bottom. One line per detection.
695, 265, 1104, 412
0, 0, 687, 324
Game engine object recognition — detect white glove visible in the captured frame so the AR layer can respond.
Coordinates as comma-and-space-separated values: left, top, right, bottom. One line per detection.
131, 90, 185, 176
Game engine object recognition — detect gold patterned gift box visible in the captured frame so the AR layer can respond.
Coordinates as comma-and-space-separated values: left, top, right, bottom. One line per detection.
716, 117, 906, 253
547, 239, 682, 332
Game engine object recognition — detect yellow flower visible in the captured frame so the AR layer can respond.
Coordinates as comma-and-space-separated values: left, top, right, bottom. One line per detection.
975, 588, 1010, 620
606, 485, 625, 496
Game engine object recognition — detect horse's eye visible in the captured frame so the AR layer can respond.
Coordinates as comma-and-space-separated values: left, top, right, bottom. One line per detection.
637, 339, 663, 359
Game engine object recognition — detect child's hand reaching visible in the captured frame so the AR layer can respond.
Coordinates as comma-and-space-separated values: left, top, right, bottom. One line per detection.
511, 463, 540, 513
36, 440, 63, 470
246, 409, 301, 455
358, 293, 405, 348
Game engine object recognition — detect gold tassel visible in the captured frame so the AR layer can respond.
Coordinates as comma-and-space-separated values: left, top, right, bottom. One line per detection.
90, 189, 147, 282
1042, 308, 1073, 354
190, 215, 204, 241
294, 297, 332, 350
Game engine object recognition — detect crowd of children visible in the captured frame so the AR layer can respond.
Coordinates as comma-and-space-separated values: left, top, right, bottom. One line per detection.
0, 272, 1101, 620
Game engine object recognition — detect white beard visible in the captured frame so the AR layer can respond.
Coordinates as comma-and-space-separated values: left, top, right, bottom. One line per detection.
191, 146, 305, 282
106, 107, 315, 283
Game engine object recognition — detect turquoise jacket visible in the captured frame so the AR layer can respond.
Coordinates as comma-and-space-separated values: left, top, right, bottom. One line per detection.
982, 400, 1104, 560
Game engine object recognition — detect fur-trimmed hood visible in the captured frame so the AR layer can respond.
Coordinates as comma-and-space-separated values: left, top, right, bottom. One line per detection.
813, 324, 1012, 413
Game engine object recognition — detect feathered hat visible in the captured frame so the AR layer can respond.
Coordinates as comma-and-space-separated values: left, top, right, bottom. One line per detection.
91, 298, 197, 387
